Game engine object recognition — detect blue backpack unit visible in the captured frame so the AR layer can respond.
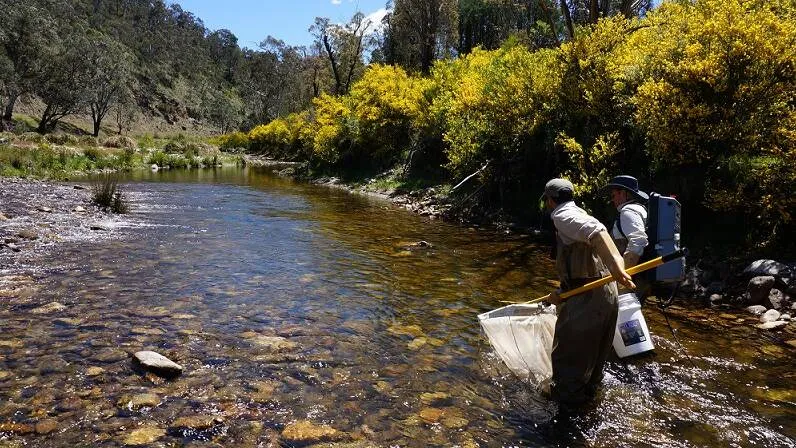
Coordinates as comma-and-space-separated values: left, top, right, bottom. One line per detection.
616, 193, 685, 284
646, 193, 685, 283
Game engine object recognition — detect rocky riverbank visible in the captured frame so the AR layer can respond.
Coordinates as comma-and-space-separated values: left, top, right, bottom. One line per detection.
0, 177, 126, 285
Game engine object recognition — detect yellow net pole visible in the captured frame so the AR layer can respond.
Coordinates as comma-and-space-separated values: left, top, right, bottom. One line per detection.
524, 249, 687, 305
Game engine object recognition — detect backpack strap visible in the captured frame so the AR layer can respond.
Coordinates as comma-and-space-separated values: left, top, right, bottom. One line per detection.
614, 202, 646, 241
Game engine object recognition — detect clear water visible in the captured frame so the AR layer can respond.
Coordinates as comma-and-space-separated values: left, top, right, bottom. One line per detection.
0, 167, 793, 447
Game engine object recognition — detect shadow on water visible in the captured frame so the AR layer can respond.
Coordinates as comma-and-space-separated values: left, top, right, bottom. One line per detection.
0, 166, 792, 447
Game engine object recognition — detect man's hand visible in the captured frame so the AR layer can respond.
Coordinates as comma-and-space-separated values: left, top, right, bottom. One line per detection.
591, 230, 637, 291
623, 251, 640, 268
614, 268, 636, 291
546, 289, 563, 305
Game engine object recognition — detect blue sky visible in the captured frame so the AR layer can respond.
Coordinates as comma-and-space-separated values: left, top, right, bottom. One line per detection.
169, 0, 389, 50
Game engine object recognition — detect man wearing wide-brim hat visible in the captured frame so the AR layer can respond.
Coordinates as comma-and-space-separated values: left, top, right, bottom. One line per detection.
604, 175, 649, 269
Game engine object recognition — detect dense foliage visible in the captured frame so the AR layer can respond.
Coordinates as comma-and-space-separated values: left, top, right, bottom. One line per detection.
239, 0, 796, 251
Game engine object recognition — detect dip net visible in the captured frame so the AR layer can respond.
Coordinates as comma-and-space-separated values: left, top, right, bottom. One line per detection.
478, 303, 557, 391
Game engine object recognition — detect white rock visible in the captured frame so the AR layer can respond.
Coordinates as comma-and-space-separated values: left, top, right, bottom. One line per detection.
760, 309, 781, 323
780, 314, 791, 321
73, 206, 85, 213
756, 321, 789, 330
746, 305, 767, 316
132, 351, 183, 378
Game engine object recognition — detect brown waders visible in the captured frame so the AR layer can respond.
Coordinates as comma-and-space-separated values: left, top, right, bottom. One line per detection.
551, 237, 618, 406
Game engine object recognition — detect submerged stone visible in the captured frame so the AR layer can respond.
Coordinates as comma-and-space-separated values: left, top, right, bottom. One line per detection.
31, 302, 66, 314
281, 420, 345, 445
119, 393, 161, 410
122, 425, 166, 445
171, 415, 223, 430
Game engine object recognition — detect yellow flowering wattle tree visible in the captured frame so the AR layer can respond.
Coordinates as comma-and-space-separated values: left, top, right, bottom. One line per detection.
612, 0, 796, 243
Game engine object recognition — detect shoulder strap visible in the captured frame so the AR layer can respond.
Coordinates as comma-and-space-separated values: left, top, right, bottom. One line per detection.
615, 203, 647, 240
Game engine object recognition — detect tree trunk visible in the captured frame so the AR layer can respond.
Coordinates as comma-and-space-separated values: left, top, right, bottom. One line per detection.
3, 91, 18, 121
560, 0, 575, 40
322, 35, 342, 94
538, 0, 561, 45
620, 0, 633, 18
589, 0, 599, 23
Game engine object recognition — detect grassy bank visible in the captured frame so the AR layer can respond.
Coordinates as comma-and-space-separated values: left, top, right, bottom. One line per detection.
0, 131, 244, 179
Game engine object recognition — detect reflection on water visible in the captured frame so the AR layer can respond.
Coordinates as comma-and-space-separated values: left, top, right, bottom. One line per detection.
0, 167, 793, 447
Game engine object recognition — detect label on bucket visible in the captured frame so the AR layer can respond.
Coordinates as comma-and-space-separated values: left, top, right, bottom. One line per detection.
619, 319, 647, 346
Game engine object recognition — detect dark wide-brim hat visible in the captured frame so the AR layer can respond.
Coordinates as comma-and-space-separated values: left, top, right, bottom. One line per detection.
603, 175, 649, 201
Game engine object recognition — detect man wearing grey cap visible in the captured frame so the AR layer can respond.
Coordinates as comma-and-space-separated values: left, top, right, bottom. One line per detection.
541, 178, 635, 407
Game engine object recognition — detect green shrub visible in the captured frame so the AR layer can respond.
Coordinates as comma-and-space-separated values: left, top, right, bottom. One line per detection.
137, 134, 155, 149
45, 133, 79, 145
102, 135, 137, 149
148, 150, 169, 167
84, 147, 102, 161
212, 132, 249, 151
18, 132, 44, 143
78, 135, 99, 147
91, 174, 129, 213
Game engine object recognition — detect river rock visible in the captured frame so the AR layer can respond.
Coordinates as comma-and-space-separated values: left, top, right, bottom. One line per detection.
16, 230, 38, 240
420, 392, 451, 406
31, 302, 67, 314
36, 206, 52, 213
745, 305, 767, 316
709, 294, 724, 306
94, 349, 128, 363
132, 351, 183, 379
0, 213, 9, 220
756, 321, 789, 331
86, 367, 105, 376
766, 289, 786, 310
743, 260, 792, 278
780, 314, 791, 321
122, 425, 166, 445
249, 335, 297, 352
73, 206, 85, 213
760, 309, 781, 323
0, 422, 34, 434
34, 419, 58, 434
119, 393, 161, 410
748, 277, 776, 305
281, 420, 345, 445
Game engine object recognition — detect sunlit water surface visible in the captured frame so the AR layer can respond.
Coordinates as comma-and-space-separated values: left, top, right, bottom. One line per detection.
0, 167, 793, 447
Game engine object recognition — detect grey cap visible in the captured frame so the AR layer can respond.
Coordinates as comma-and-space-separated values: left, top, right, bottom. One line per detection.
540, 178, 574, 202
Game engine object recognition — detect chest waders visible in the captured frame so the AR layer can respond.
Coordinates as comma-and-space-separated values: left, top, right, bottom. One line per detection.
551, 236, 618, 406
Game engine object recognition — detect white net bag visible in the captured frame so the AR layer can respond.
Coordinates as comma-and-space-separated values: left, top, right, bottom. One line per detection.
478, 303, 557, 391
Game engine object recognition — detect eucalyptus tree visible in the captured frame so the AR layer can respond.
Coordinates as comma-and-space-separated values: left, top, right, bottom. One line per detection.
34, 33, 94, 133
85, 33, 134, 136
310, 12, 374, 94
0, 1, 58, 121
382, 0, 459, 73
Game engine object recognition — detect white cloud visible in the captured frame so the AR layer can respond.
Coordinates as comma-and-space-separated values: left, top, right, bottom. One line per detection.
331, 0, 342, 5
362, 8, 389, 35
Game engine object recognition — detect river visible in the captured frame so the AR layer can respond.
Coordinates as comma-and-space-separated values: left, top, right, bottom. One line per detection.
0, 167, 793, 447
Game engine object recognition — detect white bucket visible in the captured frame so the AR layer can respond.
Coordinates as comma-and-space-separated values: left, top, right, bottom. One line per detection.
612, 293, 655, 358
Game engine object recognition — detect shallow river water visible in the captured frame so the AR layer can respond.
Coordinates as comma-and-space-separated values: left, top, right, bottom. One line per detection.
0, 167, 794, 447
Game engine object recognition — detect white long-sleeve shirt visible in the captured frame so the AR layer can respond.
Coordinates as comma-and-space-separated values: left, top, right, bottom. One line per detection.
611, 202, 648, 256
551, 201, 607, 245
